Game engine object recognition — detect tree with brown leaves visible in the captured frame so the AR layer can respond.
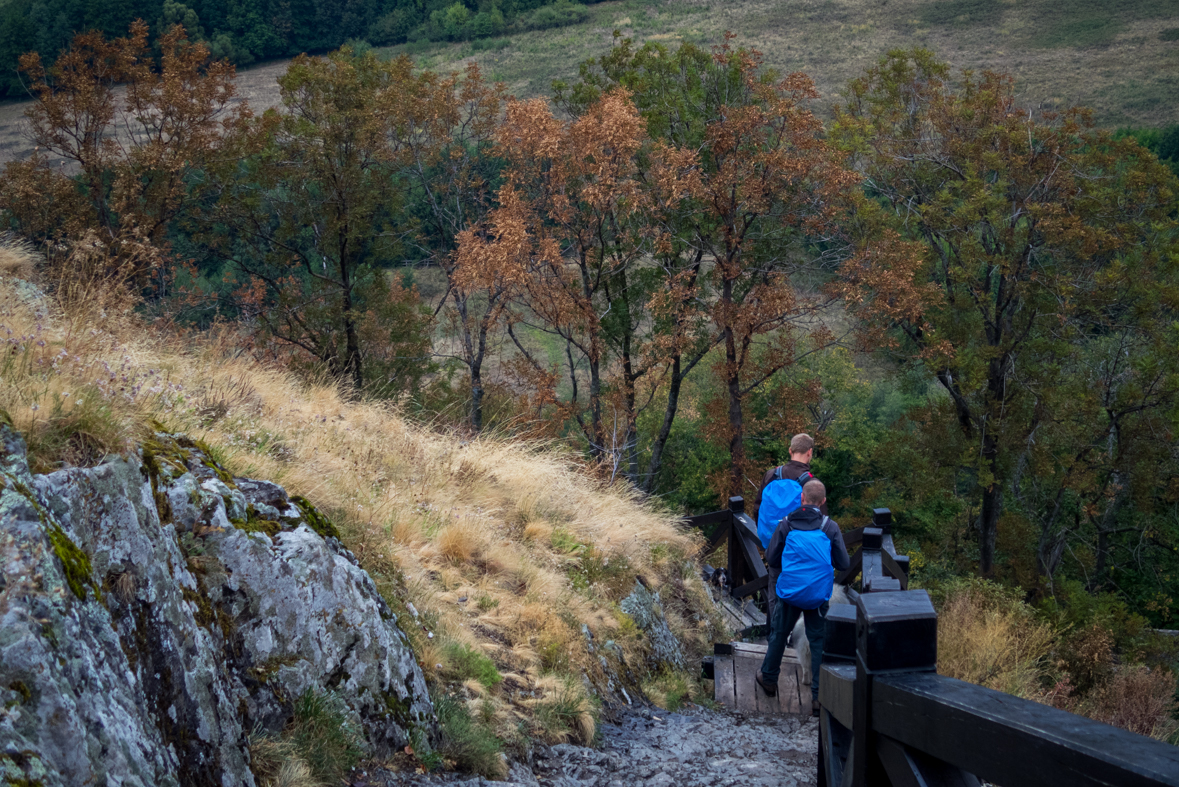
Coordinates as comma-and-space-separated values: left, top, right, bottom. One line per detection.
1, 21, 246, 299
209, 48, 431, 395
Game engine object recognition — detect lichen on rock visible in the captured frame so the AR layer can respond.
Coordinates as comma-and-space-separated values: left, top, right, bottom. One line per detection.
619, 581, 686, 671
0, 424, 436, 786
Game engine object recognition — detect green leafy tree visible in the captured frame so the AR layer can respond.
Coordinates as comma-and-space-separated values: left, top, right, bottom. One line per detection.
212, 48, 432, 394
835, 49, 1179, 576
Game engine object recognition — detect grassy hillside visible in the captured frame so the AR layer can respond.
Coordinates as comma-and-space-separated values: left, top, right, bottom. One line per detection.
0, 239, 726, 775
1, 0, 1175, 169
396, 0, 1179, 125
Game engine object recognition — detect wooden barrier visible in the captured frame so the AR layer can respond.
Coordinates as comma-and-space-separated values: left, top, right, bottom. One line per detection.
690, 496, 767, 607
816, 513, 1179, 787
689, 501, 1179, 785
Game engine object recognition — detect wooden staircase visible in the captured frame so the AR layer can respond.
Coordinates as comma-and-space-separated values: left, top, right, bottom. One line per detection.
711, 641, 808, 715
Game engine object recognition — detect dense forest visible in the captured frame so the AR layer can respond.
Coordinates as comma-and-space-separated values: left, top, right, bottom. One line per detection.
0, 0, 601, 98
1, 21, 1179, 649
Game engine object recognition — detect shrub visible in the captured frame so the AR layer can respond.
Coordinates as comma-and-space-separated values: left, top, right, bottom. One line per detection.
434, 691, 506, 778
441, 641, 503, 689
1077, 665, 1179, 741
517, 0, 588, 32
935, 577, 1057, 699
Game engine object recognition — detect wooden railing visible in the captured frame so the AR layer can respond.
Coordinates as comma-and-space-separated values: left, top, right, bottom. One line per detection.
692, 502, 910, 602
817, 522, 1179, 787
689, 501, 1179, 787
690, 496, 768, 603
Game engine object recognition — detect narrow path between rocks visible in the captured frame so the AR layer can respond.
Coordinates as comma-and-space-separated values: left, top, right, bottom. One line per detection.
368, 705, 819, 787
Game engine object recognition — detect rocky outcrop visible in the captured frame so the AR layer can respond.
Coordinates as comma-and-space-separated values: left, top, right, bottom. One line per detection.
0, 425, 434, 787
620, 581, 686, 671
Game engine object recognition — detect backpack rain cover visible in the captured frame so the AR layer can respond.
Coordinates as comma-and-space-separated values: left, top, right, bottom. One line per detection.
775, 519, 834, 609
756, 469, 812, 548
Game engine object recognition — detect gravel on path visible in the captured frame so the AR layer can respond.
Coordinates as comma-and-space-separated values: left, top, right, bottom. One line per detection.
363, 705, 819, 787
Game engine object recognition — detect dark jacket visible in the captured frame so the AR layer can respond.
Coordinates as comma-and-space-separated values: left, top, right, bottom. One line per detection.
757, 460, 828, 517
765, 505, 850, 601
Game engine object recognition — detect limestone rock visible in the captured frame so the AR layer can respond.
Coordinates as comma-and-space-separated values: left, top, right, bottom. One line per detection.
619, 581, 686, 671
0, 426, 435, 786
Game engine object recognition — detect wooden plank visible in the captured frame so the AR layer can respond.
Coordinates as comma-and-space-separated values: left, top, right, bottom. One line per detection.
877, 735, 981, 787
754, 659, 776, 715
736, 527, 767, 586
835, 547, 863, 586
733, 653, 761, 714
880, 548, 909, 590
842, 527, 865, 549
874, 673, 1179, 787
686, 509, 732, 529
705, 519, 731, 551
779, 660, 803, 715
818, 664, 855, 730
733, 511, 759, 541
714, 654, 735, 707
732, 641, 768, 656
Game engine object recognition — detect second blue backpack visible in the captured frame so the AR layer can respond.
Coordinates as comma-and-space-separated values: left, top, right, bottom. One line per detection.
776, 518, 835, 609
756, 468, 815, 548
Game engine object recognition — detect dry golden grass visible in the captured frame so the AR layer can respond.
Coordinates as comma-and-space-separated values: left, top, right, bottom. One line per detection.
0, 253, 727, 738
0, 234, 35, 280
936, 578, 1058, 699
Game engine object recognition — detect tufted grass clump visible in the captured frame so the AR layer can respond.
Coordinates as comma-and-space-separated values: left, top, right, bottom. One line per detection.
251, 690, 365, 787
434, 691, 506, 779
528, 676, 597, 745
441, 641, 502, 689
288, 690, 364, 784
642, 669, 714, 713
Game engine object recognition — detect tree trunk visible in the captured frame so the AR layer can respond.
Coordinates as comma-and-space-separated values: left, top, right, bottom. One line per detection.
450, 289, 486, 433
979, 430, 1000, 577
722, 277, 744, 498
643, 355, 683, 493
470, 365, 484, 433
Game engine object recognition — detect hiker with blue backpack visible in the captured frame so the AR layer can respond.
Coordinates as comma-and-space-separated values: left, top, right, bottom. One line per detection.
756, 433, 826, 636
755, 477, 849, 716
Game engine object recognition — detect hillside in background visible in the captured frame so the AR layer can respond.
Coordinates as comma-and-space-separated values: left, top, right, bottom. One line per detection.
1, 0, 1178, 168
407, 0, 1179, 125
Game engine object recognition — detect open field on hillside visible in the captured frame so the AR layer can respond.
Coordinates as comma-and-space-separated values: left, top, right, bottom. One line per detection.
1, 0, 1177, 169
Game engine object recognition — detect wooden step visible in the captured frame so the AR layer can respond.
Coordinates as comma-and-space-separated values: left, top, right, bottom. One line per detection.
712, 641, 806, 715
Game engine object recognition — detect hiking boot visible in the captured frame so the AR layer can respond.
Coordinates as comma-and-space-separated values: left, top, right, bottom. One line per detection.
755, 671, 778, 697
811, 699, 821, 717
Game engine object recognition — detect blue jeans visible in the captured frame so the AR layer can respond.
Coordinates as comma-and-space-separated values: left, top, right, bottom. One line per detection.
760, 598, 828, 700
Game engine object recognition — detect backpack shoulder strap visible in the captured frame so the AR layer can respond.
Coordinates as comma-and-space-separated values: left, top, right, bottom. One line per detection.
774, 465, 783, 481
820, 516, 838, 543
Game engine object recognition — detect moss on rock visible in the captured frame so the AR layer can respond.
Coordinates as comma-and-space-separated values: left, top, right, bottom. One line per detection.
47, 523, 99, 602
290, 496, 340, 541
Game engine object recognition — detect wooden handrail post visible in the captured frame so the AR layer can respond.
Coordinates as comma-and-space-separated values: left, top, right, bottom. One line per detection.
725, 499, 738, 598
851, 589, 938, 787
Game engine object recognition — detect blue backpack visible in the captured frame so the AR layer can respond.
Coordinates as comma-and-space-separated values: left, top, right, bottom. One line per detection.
756, 467, 816, 548
775, 515, 835, 609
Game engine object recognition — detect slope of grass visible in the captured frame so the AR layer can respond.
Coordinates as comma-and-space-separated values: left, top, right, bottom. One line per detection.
383, 0, 1179, 127
2, 0, 1176, 172
0, 248, 728, 769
